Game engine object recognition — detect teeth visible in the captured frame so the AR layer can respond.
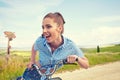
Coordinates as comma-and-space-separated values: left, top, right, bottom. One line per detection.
46, 36, 49, 38
43, 33, 51, 38
45, 34, 50, 38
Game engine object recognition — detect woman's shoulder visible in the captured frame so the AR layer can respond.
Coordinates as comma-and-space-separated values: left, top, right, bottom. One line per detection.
64, 37, 80, 49
64, 37, 74, 43
35, 35, 45, 43
63, 37, 76, 47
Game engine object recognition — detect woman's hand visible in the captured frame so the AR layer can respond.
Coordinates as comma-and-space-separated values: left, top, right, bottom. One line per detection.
67, 55, 78, 63
27, 62, 34, 69
27, 61, 41, 69
67, 55, 89, 69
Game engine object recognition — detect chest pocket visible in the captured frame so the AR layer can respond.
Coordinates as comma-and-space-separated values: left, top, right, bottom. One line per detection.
53, 46, 75, 60
39, 48, 51, 66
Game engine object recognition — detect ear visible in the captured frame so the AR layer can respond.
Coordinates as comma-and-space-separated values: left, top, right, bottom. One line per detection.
58, 25, 63, 33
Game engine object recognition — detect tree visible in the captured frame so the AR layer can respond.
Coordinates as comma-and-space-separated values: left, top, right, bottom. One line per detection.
97, 45, 100, 53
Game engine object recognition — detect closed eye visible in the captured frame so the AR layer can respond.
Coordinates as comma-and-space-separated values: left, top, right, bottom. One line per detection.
46, 24, 52, 29
42, 24, 52, 30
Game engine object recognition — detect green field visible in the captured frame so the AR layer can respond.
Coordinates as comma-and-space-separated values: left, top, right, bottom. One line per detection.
0, 45, 120, 80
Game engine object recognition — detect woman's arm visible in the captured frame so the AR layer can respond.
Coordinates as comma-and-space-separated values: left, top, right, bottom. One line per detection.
67, 55, 89, 69
30, 45, 37, 63
77, 56, 89, 69
27, 45, 37, 68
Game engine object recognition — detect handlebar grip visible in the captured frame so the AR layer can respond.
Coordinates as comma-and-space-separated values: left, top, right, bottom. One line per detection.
32, 64, 34, 67
63, 58, 78, 65
63, 59, 68, 64
76, 57, 78, 61
32, 64, 39, 70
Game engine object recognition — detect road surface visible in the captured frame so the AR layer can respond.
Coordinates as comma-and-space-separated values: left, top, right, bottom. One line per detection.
53, 61, 120, 80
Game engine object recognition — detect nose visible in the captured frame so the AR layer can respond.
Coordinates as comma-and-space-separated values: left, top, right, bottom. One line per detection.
43, 28, 47, 33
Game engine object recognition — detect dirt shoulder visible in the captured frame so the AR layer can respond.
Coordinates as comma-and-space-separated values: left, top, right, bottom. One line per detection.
53, 61, 120, 80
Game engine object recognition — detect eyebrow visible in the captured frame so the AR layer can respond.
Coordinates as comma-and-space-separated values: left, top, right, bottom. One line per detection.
42, 24, 52, 28
45, 24, 51, 26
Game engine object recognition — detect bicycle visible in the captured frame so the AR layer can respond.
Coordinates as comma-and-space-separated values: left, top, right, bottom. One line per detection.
17, 59, 77, 80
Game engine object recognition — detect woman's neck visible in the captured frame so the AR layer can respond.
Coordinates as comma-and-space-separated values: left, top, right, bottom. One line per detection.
49, 36, 63, 51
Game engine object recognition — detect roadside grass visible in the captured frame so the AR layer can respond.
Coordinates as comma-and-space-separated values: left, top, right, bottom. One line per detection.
86, 52, 120, 66
0, 55, 28, 80
0, 45, 120, 80
100, 45, 120, 53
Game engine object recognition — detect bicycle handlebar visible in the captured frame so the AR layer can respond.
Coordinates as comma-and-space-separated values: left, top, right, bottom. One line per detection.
32, 58, 78, 76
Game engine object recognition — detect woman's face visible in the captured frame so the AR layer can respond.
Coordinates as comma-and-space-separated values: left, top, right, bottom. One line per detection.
42, 18, 62, 44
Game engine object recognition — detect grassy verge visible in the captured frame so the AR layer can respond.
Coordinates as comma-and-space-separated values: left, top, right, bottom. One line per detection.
86, 52, 120, 66
0, 45, 120, 80
0, 55, 29, 80
0, 52, 120, 80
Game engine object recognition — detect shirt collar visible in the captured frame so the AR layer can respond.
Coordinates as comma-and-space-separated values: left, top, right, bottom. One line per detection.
43, 35, 67, 49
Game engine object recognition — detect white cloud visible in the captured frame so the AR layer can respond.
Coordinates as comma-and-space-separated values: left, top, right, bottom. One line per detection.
0, 23, 5, 35
0, 0, 65, 27
92, 15, 120, 23
0, 25, 3, 31
0, 0, 64, 48
65, 26, 120, 47
0, 0, 64, 21
1, 0, 119, 49
52, 23, 120, 47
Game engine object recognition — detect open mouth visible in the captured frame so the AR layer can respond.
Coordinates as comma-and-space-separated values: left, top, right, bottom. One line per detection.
44, 33, 51, 40
46, 35, 51, 39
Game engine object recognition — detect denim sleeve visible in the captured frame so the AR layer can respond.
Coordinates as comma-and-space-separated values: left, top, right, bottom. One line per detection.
72, 42, 84, 57
34, 36, 42, 51
34, 39, 39, 51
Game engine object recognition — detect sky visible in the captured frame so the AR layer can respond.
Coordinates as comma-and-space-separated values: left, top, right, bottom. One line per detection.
0, 0, 120, 49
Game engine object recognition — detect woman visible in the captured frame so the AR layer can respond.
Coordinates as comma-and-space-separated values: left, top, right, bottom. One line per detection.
17, 12, 89, 80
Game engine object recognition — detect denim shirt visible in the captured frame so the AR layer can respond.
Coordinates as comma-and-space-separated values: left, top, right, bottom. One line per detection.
34, 36, 84, 69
